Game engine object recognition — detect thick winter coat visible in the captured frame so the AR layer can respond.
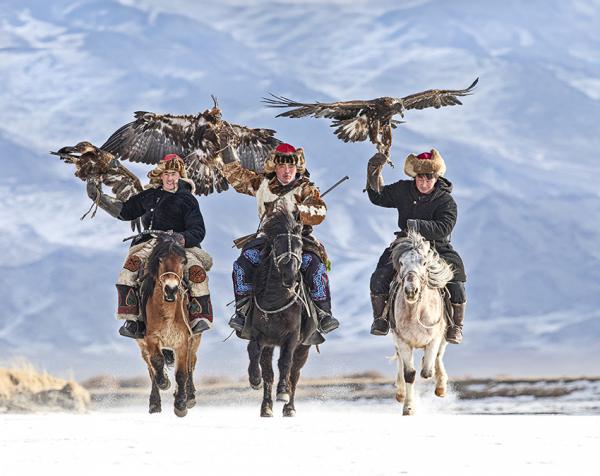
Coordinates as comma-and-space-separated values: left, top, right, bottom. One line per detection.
119, 179, 206, 248
367, 177, 466, 281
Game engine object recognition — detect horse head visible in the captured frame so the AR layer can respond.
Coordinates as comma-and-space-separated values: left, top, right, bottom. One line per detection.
263, 205, 303, 288
392, 231, 432, 304
146, 234, 187, 303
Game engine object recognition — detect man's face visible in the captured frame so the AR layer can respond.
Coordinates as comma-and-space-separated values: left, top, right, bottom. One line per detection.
161, 170, 180, 191
275, 164, 297, 185
415, 173, 437, 194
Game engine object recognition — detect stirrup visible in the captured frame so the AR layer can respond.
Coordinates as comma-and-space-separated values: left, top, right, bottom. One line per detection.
229, 314, 245, 332
370, 317, 389, 336
190, 318, 211, 334
319, 314, 340, 334
119, 320, 145, 339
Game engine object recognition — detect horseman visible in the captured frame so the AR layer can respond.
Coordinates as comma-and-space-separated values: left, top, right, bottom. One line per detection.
221, 143, 339, 338
367, 149, 467, 343
87, 153, 213, 339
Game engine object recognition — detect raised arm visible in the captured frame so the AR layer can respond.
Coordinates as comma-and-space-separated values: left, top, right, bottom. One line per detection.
221, 162, 263, 197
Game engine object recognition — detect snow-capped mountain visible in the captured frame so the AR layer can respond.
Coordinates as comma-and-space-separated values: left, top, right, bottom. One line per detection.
1, 0, 599, 378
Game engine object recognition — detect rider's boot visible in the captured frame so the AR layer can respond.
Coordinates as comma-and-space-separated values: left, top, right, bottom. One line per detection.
446, 303, 465, 344
370, 293, 390, 336
188, 295, 212, 334
116, 284, 145, 339
229, 295, 250, 332
314, 299, 339, 334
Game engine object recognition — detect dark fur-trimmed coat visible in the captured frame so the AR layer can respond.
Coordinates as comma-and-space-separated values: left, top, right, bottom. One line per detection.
119, 179, 206, 248
367, 177, 466, 281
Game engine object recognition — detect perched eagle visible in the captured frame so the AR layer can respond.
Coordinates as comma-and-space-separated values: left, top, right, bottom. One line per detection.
100, 98, 281, 195
263, 78, 479, 160
51, 141, 144, 226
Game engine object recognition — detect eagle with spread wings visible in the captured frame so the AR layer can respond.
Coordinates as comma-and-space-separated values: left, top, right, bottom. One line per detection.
263, 78, 478, 161
100, 98, 281, 195
52, 98, 282, 229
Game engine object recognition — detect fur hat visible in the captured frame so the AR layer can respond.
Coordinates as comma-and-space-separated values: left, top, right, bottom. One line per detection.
147, 153, 188, 184
264, 143, 306, 174
403, 148, 446, 177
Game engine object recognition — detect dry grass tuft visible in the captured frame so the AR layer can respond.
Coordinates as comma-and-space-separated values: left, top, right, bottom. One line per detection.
0, 361, 90, 413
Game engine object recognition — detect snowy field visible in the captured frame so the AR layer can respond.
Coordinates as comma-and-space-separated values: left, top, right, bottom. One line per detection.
3, 401, 599, 476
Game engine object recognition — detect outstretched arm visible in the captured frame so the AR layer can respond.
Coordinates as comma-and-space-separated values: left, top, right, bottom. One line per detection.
221, 162, 263, 196
86, 181, 124, 219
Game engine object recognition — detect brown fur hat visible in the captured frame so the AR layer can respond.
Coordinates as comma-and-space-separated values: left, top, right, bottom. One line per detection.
263, 143, 306, 174
403, 148, 446, 177
147, 153, 188, 184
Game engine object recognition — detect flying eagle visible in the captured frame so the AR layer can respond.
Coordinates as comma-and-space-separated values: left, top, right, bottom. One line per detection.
263, 78, 479, 159
100, 98, 281, 195
51, 141, 144, 226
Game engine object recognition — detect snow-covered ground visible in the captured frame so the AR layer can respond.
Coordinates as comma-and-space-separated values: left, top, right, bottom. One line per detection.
2, 403, 599, 475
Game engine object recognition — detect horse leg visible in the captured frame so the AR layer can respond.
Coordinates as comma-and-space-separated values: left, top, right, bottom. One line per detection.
186, 335, 201, 409
283, 344, 310, 417
173, 342, 190, 418
248, 339, 263, 389
394, 343, 406, 404
276, 338, 296, 403
139, 341, 162, 414
434, 340, 449, 397
397, 341, 416, 415
146, 337, 170, 391
260, 346, 275, 417
421, 334, 443, 379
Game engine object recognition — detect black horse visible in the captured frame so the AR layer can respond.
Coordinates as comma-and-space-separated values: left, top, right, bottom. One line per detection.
246, 207, 313, 417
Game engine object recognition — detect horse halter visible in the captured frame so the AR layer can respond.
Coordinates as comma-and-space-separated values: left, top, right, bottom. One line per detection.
158, 271, 184, 296
271, 232, 303, 271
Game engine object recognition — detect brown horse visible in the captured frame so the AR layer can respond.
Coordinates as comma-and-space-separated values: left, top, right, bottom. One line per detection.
137, 233, 201, 417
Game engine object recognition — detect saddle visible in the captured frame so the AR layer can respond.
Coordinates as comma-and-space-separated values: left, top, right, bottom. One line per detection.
239, 280, 321, 345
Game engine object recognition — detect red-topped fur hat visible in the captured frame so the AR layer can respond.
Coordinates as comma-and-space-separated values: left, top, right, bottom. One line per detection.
147, 153, 196, 193
403, 148, 446, 177
264, 143, 306, 174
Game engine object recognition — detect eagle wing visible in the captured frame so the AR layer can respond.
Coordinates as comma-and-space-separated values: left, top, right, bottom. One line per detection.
222, 122, 281, 172
100, 111, 211, 164
263, 94, 383, 144
401, 77, 479, 111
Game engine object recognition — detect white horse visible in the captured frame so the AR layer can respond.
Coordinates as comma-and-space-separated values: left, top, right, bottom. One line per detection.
389, 231, 454, 415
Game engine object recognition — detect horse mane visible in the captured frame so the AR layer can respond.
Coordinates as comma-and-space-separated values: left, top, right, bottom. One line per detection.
390, 231, 454, 289
140, 236, 187, 321
262, 205, 298, 239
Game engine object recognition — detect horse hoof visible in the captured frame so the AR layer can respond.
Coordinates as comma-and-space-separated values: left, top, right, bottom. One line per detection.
261, 408, 274, 418
283, 408, 296, 417
420, 369, 433, 379
186, 397, 197, 409
276, 392, 290, 403
435, 387, 446, 398
149, 404, 161, 414
395, 393, 405, 403
156, 373, 171, 391
174, 406, 188, 418
403, 407, 414, 416
250, 379, 263, 390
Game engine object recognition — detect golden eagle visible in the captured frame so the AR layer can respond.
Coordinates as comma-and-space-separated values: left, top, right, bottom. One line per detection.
263, 78, 478, 159
100, 98, 281, 195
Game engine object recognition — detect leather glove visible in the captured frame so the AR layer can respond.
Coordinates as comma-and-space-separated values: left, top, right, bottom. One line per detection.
86, 180, 123, 219
366, 152, 388, 192
172, 232, 186, 247
406, 219, 419, 232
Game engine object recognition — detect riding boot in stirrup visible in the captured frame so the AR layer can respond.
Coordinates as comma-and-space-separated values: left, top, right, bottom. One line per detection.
116, 284, 144, 339
229, 296, 250, 332
370, 294, 390, 336
446, 303, 466, 344
314, 300, 339, 334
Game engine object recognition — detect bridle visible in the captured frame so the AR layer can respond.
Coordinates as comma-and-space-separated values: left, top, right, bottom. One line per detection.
253, 230, 308, 315
271, 232, 303, 271
158, 271, 185, 300
398, 265, 442, 330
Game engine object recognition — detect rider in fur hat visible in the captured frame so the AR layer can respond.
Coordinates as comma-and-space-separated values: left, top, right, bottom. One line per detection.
222, 143, 339, 340
366, 149, 467, 343
88, 153, 213, 339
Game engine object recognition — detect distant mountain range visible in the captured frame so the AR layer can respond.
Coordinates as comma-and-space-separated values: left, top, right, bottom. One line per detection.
1, 0, 599, 379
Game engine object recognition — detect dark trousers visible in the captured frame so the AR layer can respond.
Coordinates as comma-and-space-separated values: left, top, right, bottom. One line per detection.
233, 246, 331, 306
370, 247, 466, 304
